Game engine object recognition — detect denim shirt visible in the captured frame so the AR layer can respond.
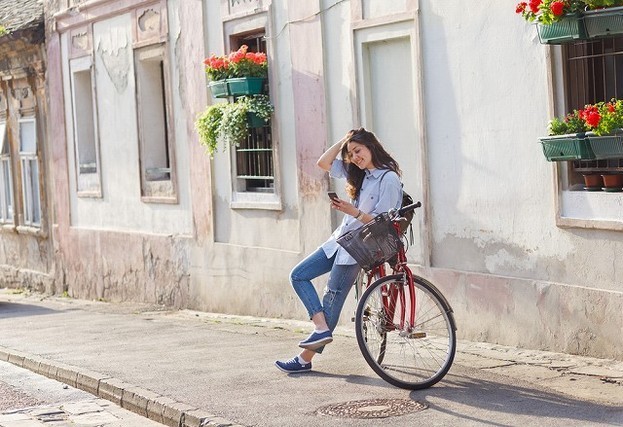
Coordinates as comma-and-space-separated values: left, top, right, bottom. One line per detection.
321, 159, 403, 265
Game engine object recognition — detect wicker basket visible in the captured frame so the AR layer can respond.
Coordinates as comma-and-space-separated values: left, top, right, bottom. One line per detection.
336, 213, 403, 271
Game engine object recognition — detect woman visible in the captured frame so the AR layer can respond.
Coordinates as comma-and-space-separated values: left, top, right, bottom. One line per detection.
275, 128, 403, 373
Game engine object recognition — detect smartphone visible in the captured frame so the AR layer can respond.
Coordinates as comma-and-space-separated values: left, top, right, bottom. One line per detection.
328, 192, 339, 201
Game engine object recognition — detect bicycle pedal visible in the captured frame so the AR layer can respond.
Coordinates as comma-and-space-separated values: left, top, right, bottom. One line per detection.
410, 332, 427, 339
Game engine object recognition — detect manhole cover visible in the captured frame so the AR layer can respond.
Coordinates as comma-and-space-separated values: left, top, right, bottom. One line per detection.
315, 398, 427, 419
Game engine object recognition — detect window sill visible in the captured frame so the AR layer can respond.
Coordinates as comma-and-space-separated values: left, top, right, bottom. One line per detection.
16, 225, 47, 238
558, 188, 623, 230
230, 191, 282, 211
141, 195, 178, 205
0, 223, 16, 233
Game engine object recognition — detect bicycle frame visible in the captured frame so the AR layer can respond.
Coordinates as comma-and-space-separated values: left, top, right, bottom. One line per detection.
364, 222, 416, 333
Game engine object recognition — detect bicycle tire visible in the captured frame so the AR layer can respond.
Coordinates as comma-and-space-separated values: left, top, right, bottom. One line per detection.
355, 274, 456, 390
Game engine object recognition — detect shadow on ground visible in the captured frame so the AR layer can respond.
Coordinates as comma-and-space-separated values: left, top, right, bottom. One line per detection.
413, 373, 622, 426
0, 301, 59, 319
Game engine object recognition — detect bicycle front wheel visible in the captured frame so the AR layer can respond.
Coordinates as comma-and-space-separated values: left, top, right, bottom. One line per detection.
355, 274, 456, 390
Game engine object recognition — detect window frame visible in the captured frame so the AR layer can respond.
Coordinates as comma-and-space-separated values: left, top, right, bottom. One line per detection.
133, 42, 178, 204
17, 117, 41, 228
551, 39, 623, 230
0, 121, 14, 225
69, 55, 102, 198
224, 15, 282, 211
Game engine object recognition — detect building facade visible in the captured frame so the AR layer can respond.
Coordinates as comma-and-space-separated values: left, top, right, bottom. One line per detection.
3, 0, 621, 360
0, 0, 53, 292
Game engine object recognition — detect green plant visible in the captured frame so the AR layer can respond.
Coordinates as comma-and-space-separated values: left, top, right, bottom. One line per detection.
195, 103, 226, 155
548, 110, 589, 135
202, 45, 268, 81
239, 95, 274, 122
227, 45, 268, 78
580, 99, 623, 135
547, 99, 623, 136
584, 0, 623, 9
195, 95, 274, 156
516, 0, 585, 24
219, 102, 250, 147
0, 25, 7, 37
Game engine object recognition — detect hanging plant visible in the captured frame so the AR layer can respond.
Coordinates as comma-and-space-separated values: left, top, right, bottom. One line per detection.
195, 95, 274, 156
195, 103, 226, 156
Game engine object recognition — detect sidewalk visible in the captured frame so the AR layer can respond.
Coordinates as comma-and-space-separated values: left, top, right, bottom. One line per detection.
1, 288, 622, 427
0, 359, 166, 427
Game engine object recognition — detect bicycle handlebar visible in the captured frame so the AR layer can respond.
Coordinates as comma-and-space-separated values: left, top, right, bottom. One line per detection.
398, 201, 421, 217
388, 201, 422, 221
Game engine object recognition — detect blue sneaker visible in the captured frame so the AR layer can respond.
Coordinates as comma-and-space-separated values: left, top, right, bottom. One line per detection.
298, 330, 333, 350
275, 357, 312, 373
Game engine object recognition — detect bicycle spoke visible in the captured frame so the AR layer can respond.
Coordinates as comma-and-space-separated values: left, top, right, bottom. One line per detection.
355, 275, 456, 390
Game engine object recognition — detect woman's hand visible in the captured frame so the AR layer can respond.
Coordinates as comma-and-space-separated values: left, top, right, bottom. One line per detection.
330, 197, 359, 218
317, 131, 354, 171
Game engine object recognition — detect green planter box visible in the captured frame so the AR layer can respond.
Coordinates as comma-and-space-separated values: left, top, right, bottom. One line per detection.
587, 131, 623, 159
247, 112, 269, 128
584, 6, 623, 38
537, 14, 588, 44
228, 77, 267, 96
539, 133, 595, 161
208, 80, 229, 98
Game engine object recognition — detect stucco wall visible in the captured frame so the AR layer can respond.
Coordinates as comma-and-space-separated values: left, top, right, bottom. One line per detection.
0, 34, 53, 293
417, 0, 623, 358
47, 0, 202, 305
191, 0, 623, 359
37, 0, 623, 360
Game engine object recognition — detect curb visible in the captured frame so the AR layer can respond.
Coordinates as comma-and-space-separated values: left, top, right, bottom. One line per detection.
0, 346, 243, 427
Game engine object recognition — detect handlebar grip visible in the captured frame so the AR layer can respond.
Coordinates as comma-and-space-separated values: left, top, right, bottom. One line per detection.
398, 201, 421, 217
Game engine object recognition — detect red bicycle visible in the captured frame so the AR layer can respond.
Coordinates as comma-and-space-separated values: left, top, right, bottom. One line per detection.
338, 202, 456, 389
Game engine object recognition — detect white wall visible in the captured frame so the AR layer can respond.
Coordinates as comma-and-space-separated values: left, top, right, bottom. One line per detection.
62, 11, 193, 236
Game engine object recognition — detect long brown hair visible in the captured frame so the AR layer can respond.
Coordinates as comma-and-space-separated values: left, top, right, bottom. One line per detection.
340, 128, 401, 199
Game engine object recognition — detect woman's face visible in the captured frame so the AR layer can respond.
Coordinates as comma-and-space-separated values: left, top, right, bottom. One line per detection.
347, 141, 373, 170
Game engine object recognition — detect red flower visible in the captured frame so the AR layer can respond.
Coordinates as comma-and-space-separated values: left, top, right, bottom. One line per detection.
516, 2, 528, 13
550, 1, 565, 16
608, 103, 616, 113
529, 0, 542, 14
586, 111, 602, 128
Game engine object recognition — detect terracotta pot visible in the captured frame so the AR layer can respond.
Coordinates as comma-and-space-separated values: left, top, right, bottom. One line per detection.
601, 174, 623, 190
583, 174, 602, 189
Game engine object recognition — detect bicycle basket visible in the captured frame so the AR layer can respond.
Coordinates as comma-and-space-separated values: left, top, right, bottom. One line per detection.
336, 212, 403, 271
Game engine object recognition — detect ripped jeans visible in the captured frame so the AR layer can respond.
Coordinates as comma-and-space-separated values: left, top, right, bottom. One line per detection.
289, 247, 361, 354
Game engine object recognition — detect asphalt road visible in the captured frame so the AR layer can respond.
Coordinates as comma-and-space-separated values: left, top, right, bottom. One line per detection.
0, 289, 622, 427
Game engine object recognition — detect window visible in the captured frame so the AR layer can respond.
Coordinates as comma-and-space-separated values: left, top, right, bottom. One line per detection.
70, 56, 101, 196
564, 37, 623, 184
0, 121, 13, 224
134, 43, 176, 201
19, 118, 41, 227
231, 33, 275, 194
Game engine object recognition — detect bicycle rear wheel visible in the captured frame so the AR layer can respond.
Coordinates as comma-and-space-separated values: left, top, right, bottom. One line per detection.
355, 274, 456, 390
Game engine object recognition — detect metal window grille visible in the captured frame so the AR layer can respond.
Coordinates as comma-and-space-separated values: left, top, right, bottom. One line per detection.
565, 37, 623, 173
231, 33, 274, 193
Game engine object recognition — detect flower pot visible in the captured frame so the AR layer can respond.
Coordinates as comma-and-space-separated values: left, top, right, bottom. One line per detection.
208, 80, 229, 98
601, 174, 623, 191
584, 6, 623, 38
228, 77, 267, 96
537, 14, 588, 44
539, 133, 595, 161
247, 112, 269, 128
582, 174, 602, 191
587, 130, 623, 159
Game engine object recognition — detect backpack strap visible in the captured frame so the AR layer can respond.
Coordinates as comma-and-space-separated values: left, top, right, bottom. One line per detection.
380, 170, 414, 245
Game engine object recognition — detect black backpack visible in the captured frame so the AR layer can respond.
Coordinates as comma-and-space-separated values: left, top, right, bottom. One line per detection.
380, 171, 415, 237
